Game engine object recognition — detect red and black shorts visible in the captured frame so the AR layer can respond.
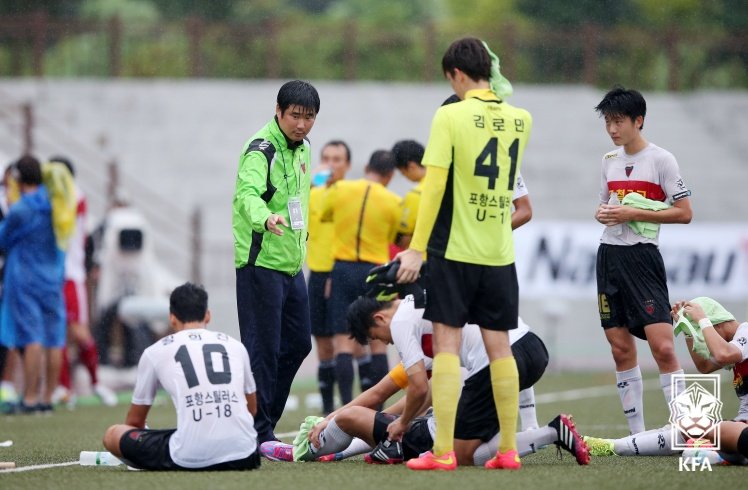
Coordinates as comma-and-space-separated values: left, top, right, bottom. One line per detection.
119, 428, 260, 471
424, 256, 518, 331
596, 243, 672, 340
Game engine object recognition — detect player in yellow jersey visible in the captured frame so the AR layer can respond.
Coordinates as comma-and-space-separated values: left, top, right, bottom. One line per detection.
322, 150, 401, 407
307, 140, 352, 415
391, 140, 426, 249
392, 133, 532, 248
397, 38, 532, 471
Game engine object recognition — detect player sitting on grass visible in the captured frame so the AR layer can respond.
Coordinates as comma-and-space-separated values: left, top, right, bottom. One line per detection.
262, 279, 589, 466
102, 283, 261, 471
584, 297, 748, 465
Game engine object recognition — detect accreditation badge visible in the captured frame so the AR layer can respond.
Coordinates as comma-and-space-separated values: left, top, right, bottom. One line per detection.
288, 196, 305, 230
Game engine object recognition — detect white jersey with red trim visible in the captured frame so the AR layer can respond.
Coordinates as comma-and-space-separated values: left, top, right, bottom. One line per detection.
64, 188, 87, 282
730, 322, 748, 422
598, 143, 690, 246
390, 295, 530, 379
513, 172, 529, 200
132, 328, 257, 468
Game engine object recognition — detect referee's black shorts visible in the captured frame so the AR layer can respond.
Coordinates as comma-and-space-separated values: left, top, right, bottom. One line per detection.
119, 428, 261, 471
596, 243, 672, 340
454, 332, 549, 442
308, 271, 333, 337
424, 255, 518, 331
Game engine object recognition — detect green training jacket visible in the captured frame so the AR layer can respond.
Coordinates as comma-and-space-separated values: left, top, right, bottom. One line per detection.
232, 117, 311, 274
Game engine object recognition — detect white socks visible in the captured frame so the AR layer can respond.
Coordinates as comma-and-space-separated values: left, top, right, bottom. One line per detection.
313, 418, 354, 457
616, 366, 645, 434
472, 426, 556, 466
612, 425, 679, 456
519, 387, 539, 431
660, 369, 685, 406
337, 437, 372, 459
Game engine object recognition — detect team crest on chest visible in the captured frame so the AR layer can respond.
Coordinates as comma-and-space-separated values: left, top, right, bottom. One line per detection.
625, 165, 634, 177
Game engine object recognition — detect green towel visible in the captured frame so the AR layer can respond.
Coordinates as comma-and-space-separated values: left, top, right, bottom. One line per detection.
482, 41, 513, 100
621, 192, 669, 238
293, 415, 325, 461
673, 297, 735, 360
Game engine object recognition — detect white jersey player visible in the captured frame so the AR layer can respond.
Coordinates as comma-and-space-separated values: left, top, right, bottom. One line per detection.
593, 87, 693, 437
259, 295, 588, 467
103, 283, 260, 471
584, 298, 748, 465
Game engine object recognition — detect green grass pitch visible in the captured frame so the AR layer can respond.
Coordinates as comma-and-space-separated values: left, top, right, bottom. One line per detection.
1, 372, 744, 489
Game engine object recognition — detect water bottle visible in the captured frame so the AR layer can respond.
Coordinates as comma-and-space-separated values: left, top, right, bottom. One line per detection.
79, 451, 123, 466
312, 167, 331, 187
607, 192, 623, 236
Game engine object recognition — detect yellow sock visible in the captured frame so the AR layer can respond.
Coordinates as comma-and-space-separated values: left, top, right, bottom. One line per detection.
490, 356, 519, 453
431, 352, 461, 455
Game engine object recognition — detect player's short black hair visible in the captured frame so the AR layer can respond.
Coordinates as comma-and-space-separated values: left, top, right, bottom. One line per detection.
442, 37, 491, 82
347, 296, 391, 346
170, 282, 208, 323
391, 140, 424, 169
16, 155, 42, 186
49, 155, 74, 176
594, 86, 647, 130
322, 140, 351, 163
277, 80, 320, 116
365, 150, 396, 177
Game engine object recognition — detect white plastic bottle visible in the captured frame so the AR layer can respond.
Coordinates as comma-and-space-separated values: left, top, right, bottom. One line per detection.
79, 451, 123, 466
607, 192, 623, 236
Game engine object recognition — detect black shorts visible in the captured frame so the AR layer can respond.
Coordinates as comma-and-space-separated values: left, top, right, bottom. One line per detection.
119, 428, 261, 471
308, 271, 333, 337
454, 332, 549, 442
424, 256, 518, 331
373, 412, 433, 460
596, 243, 672, 340
329, 261, 378, 335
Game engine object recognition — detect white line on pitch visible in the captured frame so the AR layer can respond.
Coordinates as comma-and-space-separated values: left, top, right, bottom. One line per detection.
534, 379, 661, 404
1, 461, 78, 473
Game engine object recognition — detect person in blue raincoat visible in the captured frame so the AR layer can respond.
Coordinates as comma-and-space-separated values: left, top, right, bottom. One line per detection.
0, 156, 65, 413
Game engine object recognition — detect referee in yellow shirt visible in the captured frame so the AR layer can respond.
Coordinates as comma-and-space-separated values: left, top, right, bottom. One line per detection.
322, 150, 401, 406
397, 38, 533, 471
307, 140, 352, 415
391, 139, 426, 249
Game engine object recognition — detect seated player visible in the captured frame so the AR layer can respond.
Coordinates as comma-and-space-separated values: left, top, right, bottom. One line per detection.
263, 279, 589, 466
584, 297, 748, 465
102, 283, 261, 471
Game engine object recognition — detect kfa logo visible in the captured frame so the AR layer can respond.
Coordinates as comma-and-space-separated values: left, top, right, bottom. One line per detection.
669, 374, 723, 452
678, 455, 712, 472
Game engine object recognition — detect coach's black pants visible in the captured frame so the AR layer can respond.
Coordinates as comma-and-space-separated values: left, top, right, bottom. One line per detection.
236, 265, 312, 443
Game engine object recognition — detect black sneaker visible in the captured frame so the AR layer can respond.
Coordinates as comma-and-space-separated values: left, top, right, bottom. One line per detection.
548, 414, 590, 465
37, 403, 54, 414
364, 439, 404, 464
18, 402, 39, 414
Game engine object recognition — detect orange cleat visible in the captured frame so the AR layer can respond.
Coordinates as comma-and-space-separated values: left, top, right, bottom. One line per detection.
484, 449, 521, 470
405, 450, 457, 471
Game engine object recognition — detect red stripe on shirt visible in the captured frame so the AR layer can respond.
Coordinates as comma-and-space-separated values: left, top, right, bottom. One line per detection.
608, 180, 666, 202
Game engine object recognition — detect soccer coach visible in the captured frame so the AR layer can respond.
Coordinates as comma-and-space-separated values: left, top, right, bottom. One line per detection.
233, 80, 319, 444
